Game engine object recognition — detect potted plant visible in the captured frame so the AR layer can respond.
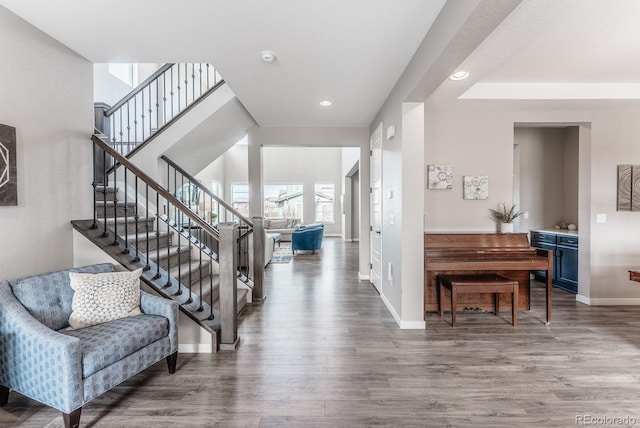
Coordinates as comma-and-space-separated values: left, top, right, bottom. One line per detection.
489, 203, 523, 233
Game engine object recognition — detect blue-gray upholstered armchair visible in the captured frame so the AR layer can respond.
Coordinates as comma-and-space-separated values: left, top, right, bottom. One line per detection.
291, 224, 324, 254
0, 263, 178, 428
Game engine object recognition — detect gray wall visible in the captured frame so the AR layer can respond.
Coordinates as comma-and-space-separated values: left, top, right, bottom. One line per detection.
0, 6, 93, 279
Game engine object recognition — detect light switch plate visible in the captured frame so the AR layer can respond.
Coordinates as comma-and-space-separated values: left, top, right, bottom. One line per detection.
596, 213, 606, 224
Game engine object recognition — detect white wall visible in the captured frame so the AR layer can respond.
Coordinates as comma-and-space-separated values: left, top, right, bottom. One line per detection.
0, 6, 93, 279
215, 143, 348, 236
93, 63, 162, 105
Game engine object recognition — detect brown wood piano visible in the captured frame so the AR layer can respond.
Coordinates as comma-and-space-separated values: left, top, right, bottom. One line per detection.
424, 233, 553, 324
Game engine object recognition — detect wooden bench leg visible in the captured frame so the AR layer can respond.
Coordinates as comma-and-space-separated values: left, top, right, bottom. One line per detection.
512, 284, 518, 326
450, 285, 457, 327
495, 292, 500, 316
437, 276, 444, 319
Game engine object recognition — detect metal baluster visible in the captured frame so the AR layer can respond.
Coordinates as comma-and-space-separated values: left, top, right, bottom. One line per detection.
144, 184, 151, 271
170, 66, 175, 119
187, 225, 194, 304
111, 163, 119, 246
184, 63, 189, 108
91, 142, 98, 229
119, 109, 124, 154
198, 232, 203, 309
122, 167, 130, 254
177, 65, 181, 113
111, 115, 116, 145
155, 79, 160, 134
126, 101, 131, 155
148, 84, 153, 137
165, 200, 172, 288
133, 177, 140, 262
199, 63, 203, 97
102, 149, 109, 238
141, 87, 145, 141
133, 96, 138, 150
191, 63, 195, 103
153, 192, 161, 279
162, 72, 167, 125
206, 64, 210, 89
208, 250, 215, 320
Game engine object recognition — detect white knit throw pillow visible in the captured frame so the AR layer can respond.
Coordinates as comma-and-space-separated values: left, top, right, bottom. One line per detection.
68, 269, 143, 330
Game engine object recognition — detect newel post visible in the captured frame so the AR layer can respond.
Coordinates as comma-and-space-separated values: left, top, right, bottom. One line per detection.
218, 222, 239, 350
252, 216, 266, 302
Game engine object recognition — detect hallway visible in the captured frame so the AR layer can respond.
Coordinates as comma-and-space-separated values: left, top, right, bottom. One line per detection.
4, 238, 640, 427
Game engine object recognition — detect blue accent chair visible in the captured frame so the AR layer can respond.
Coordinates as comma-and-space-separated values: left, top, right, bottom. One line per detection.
291, 224, 324, 254
0, 263, 179, 428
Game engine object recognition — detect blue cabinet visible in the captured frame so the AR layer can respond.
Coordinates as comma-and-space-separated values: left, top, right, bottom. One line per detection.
530, 231, 578, 294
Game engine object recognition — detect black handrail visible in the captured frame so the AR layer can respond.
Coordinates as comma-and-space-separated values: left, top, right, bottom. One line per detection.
92, 132, 219, 240
99, 63, 222, 158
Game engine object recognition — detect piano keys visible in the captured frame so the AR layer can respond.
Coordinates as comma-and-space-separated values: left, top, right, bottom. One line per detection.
424, 233, 553, 324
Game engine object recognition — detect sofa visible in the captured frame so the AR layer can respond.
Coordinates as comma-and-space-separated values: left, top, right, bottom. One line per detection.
0, 263, 178, 428
291, 224, 324, 254
263, 217, 301, 242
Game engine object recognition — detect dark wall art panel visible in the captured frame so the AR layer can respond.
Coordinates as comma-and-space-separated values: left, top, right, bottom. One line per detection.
0, 124, 17, 206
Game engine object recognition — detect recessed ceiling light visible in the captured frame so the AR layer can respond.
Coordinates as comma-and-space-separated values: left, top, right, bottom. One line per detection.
261, 50, 276, 64
319, 100, 332, 107
449, 70, 469, 81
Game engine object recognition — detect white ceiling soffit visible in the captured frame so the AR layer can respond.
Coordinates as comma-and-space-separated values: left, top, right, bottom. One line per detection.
430, 0, 640, 102
0, 0, 446, 127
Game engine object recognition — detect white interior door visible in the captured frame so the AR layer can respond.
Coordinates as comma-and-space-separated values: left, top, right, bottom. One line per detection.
370, 124, 382, 293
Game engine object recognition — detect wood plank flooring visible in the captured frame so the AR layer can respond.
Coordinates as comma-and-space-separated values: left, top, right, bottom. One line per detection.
4, 237, 640, 426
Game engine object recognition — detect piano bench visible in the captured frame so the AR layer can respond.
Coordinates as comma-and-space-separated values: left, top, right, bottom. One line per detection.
437, 274, 518, 327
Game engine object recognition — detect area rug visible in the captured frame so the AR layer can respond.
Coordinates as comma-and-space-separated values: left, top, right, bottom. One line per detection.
270, 245, 293, 264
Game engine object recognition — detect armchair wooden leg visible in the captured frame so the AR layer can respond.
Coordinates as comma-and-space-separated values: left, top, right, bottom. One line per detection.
166, 351, 178, 374
0, 385, 9, 406
63, 407, 82, 428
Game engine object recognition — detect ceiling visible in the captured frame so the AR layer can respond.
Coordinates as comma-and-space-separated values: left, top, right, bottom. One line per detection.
432, 0, 640, 105
0, 0, 445, 128
3, 0, 640, 127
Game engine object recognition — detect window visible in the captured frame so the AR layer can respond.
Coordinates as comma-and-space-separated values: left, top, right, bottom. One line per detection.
264, 184, 303, 219
231, 184, 249, 218
315, 183, 335, 223
108, 63, 138, 87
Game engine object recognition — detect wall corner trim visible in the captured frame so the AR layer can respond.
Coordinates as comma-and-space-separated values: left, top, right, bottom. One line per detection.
380, 292, 426, 329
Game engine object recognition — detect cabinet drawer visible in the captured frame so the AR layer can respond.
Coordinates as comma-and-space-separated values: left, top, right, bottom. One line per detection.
531, 231, 557, 244
558, 235, 578, 247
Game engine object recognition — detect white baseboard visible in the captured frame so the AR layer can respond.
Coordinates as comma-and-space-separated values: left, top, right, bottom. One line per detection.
358, 272, 370, 281
178, 343, 214, 353
380, 293, 426, 329
579, 296, 640, 305
576, 294, 590, 305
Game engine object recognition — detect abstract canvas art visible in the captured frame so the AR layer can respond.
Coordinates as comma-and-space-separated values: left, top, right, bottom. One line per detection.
463, 175, 488, 200
427, 164, 453, 189
617, 164, 640, 211
0, 124, 17, 206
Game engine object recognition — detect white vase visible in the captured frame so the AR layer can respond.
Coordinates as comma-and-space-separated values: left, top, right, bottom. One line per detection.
499, 222, 514, 233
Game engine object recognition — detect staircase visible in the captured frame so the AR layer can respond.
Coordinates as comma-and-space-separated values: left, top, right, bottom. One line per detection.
73, 63, 264, 351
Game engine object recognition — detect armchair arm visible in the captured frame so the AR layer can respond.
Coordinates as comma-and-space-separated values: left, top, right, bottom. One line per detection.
140, 291, 178, 353
0, 281, 83, 413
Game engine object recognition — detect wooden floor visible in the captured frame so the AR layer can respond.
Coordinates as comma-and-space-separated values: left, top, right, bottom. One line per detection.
4, 237, 640, 427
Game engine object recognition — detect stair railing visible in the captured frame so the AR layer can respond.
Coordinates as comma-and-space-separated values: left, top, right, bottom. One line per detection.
160, 155, 264, 299
91, 131, 239, 346
97, 63, 223, 158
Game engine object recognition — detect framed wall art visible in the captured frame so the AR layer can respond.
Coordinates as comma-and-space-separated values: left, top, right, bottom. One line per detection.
617, 164, 640, 211
463, 175, 488, 200
0, 124, 17, 206
427, 164, 453, 190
